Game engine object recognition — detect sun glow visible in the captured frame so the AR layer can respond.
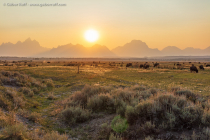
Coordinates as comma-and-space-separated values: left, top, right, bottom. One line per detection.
84, 29, 99, 42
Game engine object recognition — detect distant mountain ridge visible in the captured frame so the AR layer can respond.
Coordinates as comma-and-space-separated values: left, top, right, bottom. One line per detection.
36, 43, 116, 57
111, 40, 210, 57
112, 40, 162, 57
0, 38, 209, 57
0, 38, 50, 57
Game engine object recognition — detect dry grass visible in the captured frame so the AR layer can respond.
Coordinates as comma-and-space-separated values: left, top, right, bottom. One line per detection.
0, 61, 210, 139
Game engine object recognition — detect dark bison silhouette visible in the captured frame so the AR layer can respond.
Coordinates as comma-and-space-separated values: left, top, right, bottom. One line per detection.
206, 64, 210, 67
190, 64, 198, 73
140, 64, 144, 68
176, 64, 181, 66
154, 62, 159, 67
199, 65, 204, 70
126, 63, 132, 67
144, 63, 150, 69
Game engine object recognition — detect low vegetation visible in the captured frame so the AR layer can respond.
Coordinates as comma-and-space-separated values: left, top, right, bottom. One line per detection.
0, 60, 210, 139
54, 84, 210, 139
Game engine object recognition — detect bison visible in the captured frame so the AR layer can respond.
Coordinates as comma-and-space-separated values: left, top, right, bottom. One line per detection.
199, 65, 204, 70
143, 64, 150, 69
176, 64, 181, 66
206, 64, 210, 67
153, 62, 159, 67
126, 63, 132, 67
190, 65, 198, 73
140, 64, 144, 68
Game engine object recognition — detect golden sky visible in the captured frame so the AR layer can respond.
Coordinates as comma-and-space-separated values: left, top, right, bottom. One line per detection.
0, 0, 210, 50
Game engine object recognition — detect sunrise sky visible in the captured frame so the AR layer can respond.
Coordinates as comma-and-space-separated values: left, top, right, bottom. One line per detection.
1, 0, 210, 50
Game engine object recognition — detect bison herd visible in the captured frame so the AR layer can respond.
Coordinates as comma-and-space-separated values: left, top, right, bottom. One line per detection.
125, 62, 210, 73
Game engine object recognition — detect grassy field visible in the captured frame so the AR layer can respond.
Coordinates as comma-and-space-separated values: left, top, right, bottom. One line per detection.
0, 60, 210, 140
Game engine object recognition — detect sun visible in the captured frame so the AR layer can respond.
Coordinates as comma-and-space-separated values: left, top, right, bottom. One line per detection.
84, 29, 99, 42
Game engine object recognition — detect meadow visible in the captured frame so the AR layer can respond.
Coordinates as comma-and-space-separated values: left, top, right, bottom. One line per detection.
0, 60, 210, 140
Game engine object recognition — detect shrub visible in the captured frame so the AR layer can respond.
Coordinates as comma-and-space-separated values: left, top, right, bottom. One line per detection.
155, 93, 177, 107
13, 96, 25, 108
139, 121, 156, 135
201, 127, 210, 139
81, 84, 100, 97
87, 94, 115, 113
111, 88, 132, 103
82, 84, 112, 97
97, 123, 111, 139
0, 109, 8, 128
0, 123, 28, 139
61, 107, 90, 124
111, 115, 128, 133
0, 80, 3, 86
125, 106, 137, 124
41, 84, 47, 90
13, 72, 20, 77
140, 91, 152, 100
31, 81, 42, 88
43, 79, 54, 88
0, 90, 13, 110
68, 85, 114, 109
170, 87, 180, 92
176, 97, 188, 108
136, 100, 154, 118
48, 93, 55, 100
47, 82, 54, 88
164, 112, 176, 129
28, 91, 34, 97
132, 85, 146, 91
41, 131, 68, 140
32, 87, 39, 94
0, 97, 10, 110
1, 77, 10, 85
175, 90, 197, 103
150, 88, 157, 95
109, 133, 122, 140
17, 109, 30, 118
180, 105, 202, 126
21, 87, 32, 95
69, 91, 87, 107
1, 71, 11, 77
202, 110, 210, 126
5, 89, 17, 99
28, 112, 41, 123
115, 99, 127, 117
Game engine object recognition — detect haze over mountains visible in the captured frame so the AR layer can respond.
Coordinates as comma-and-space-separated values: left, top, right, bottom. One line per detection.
0, 38, 209, 58
36, 44, 116, 57
0, 38, 50, 57
112, 40, 161, 57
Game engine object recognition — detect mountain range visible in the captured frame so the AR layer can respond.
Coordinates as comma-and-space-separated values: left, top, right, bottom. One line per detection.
0, 38, 50, 57
36, 43, 116, 57
0, 38, 209, 57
